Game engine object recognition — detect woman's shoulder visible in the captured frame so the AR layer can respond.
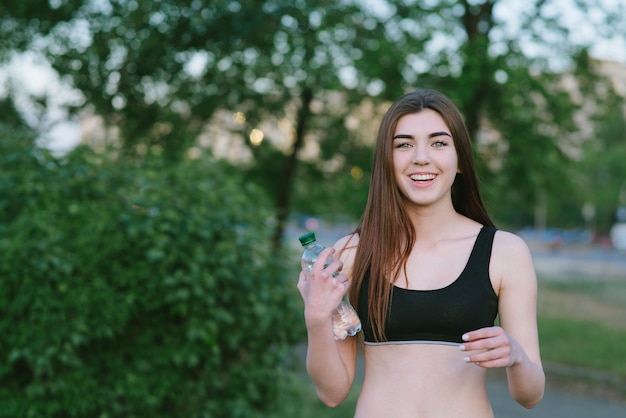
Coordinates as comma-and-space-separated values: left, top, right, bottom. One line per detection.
332, 232, 360, 268
491, 229, 536, 285
492, 229, 532, 255
332, 232, 360, 252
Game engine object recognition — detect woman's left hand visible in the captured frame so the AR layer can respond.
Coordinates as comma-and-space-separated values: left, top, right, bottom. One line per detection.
458, 326, 521, 368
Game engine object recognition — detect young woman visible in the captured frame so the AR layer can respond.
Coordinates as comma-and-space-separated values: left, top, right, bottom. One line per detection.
297, 89, 544, 417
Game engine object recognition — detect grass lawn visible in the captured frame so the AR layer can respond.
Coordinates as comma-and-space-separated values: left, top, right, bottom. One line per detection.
537, 278, 626, 376
539, 317, 626, 376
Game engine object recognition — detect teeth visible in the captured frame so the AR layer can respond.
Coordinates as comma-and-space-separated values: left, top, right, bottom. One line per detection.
410, 174, 436, 181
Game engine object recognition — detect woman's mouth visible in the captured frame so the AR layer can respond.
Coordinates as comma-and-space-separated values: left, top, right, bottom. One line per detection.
410, 173, 436, 182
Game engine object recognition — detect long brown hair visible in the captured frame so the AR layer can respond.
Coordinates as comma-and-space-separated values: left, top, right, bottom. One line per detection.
348, 89, 494, 342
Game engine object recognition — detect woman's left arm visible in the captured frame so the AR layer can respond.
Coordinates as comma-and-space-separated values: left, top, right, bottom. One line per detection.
461, 231, 545, 408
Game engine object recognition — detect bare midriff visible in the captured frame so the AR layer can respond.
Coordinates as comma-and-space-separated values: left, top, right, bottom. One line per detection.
354, 343, 494, 418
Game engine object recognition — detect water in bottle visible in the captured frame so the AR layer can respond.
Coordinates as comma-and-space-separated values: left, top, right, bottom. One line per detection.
298, 232, 362, 340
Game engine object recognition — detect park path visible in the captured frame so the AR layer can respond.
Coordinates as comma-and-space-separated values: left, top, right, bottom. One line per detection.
487, 374, 625, 417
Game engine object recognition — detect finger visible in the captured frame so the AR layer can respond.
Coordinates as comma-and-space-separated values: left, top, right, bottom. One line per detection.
322, 259, 344, 280
313, 248, 335, 273
335, 272, 350, 285
459, 339, 493, 352
468, 355, 511, 369
462, 326, 501, 342
333, 273, 351, 290
325, 258, 344, 272
460, 328, 506, 351
327, 272, 344, 286
461, 338, 510, 355
296, 272, 308, 294
464, 345, 512, 368
317, 271, 346, 296
465, 346, 497, 360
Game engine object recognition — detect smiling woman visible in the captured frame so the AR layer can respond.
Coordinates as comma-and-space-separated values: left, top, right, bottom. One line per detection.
392, 110, 460, 206
296, 88, 545, 417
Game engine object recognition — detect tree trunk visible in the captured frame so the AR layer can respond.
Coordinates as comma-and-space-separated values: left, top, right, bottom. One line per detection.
460, 0, 495, 140
272, 87, 313, 250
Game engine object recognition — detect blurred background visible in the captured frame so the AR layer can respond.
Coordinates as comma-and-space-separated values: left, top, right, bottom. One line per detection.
1, 1, 625, 417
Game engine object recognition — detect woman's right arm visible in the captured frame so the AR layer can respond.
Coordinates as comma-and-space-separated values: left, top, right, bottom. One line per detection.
296, 237, 359, 407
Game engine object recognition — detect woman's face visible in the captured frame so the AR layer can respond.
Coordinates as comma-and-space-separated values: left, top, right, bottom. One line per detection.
392, 109, 460, 208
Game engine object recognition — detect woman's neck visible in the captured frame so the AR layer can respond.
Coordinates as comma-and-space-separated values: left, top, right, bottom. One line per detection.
406, 206, 472, 243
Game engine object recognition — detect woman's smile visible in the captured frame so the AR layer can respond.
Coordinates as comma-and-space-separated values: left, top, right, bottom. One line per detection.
393, 109, 459, 203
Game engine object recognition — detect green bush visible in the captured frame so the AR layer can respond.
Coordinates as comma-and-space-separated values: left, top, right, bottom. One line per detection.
0, 133, 304, 417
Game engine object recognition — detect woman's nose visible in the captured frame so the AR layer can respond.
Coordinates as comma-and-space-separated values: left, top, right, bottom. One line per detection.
412, 145, 431, 165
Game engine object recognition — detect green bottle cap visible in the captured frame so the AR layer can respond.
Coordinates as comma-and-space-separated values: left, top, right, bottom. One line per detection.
298, 232, 317, 246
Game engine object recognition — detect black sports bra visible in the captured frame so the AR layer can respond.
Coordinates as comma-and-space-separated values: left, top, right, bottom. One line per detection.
357, 227, 499, 345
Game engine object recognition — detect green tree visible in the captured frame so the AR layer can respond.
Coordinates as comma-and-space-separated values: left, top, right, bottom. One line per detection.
2, 0, 624, 239
0, 132, 303, 417
577, 87, 626, 233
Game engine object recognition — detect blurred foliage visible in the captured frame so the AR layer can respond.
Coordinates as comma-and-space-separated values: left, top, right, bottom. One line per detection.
0, 126, 304, 417
578, 93, 626, 231
0, 97, 29, 129
1, 0, 625, 237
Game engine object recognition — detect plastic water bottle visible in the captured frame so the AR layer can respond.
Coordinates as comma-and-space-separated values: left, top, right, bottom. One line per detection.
298, 232, 361, 340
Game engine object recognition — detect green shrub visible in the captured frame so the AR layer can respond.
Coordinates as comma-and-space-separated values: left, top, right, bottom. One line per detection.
0, 135, 304, 417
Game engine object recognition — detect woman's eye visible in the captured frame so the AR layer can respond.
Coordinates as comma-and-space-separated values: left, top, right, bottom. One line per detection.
432, 140, 447, 148
395, 142, 412, 149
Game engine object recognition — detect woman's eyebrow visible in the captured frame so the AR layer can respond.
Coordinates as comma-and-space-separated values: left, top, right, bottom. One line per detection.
430, 131, 452, 138
392, 131, 452, 140
392, 134, 413, 140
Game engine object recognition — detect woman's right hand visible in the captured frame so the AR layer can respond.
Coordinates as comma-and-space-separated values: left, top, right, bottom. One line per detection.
297, 247, 350, 327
